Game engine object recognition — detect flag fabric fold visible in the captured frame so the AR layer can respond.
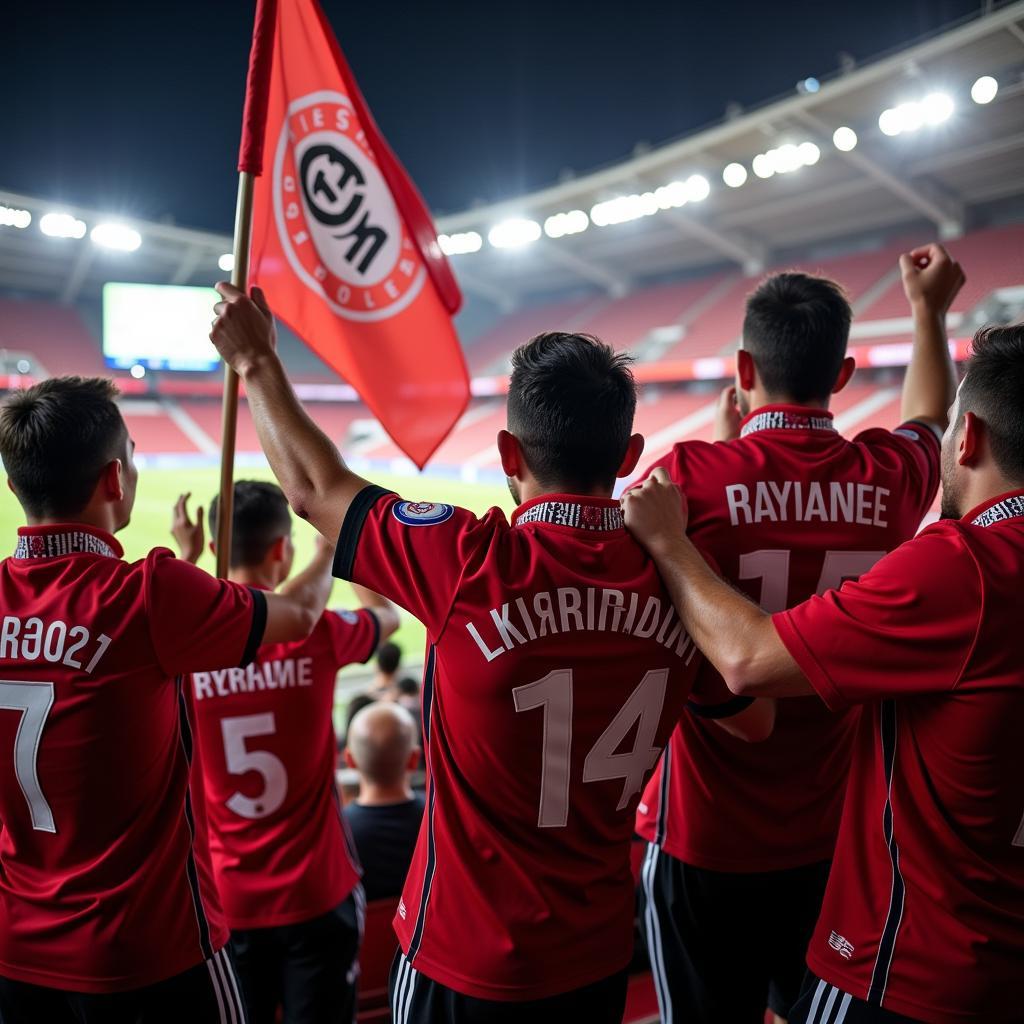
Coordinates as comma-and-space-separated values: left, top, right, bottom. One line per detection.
244, 0, 469, 469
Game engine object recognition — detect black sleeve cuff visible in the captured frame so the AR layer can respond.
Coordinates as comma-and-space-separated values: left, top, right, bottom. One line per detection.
240, 588, 268, 667
361, 609, 381, 664
687, 694, 754, 720
333, 485, 392, 581
904, 418, 943, 445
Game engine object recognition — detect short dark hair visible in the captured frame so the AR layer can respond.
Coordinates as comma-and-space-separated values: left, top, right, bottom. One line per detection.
743, 272, 852, 403
0, 376, 127, 519
958, 325, 1024, 483
209, 480, 291, 568
508, 332, 637, 492
396, 676, 420, 698
376, 641, 402, 675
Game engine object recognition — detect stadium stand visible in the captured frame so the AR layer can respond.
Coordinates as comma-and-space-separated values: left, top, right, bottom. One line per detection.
0, 297, 108, 377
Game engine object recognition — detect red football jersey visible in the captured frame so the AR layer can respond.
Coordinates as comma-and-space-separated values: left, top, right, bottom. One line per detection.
635, 405, 940, 871
0, 525, 265, 993
189, 606, 378, 929
334, 490, 708, 1001
773, 490, 1024, 1024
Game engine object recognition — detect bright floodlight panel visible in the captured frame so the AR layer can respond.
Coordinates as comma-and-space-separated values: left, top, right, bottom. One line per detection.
102, 282, 220, 371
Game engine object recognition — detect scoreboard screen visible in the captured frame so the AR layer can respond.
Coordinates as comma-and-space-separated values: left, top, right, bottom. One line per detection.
102, 282, 220, 372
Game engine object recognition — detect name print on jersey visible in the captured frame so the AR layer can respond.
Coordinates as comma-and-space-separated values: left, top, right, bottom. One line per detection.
0, 615, 111, 673
725, 480, 891, 527
193, 657, 315, 699
466, 587, 696, 663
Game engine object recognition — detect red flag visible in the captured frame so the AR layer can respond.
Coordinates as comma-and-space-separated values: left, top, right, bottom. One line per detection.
241, 0, 469, 468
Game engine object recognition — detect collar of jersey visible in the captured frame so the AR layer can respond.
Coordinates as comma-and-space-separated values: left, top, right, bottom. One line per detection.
512, 493, 624, 532
740, 404, 836, 439
964, 488, 1024, 528
14, 523, 124, 560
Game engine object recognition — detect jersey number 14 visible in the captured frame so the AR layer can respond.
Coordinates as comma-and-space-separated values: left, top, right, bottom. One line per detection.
513, 668, 668, 828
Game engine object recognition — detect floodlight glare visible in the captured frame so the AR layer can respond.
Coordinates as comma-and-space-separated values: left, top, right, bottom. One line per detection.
798, 142, 821, 166
40, 212, 86, 239
752, 153, 774, 179
16, 359, 31, 375
543, 211, 589, 238
971, 75, 998, 105
218, 253, 235, 272
438, 231, 483, 254
130, 364, 147, 380
654, 182, 688, 210
488, 218, 541, 249
832, 126, 858, 151
722, 162, 748, 188
0, 205, 31, 230
921, 92, 954, 125
91, 223, 142, 252
685, 175, 711, 202
878, 107, 902, 137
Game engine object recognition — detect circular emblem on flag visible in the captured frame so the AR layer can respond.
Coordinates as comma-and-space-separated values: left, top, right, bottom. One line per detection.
273, 91, 426, 322
392, 501, 455, 527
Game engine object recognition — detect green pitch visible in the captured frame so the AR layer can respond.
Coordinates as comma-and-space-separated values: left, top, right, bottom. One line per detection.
0, 463, 513, 669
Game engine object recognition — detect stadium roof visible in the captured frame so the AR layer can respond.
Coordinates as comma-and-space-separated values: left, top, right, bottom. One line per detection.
2, 1, 1024, 311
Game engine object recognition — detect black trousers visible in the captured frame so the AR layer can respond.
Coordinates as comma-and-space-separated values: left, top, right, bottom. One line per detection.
388, 951, 628, 1024
0, 947, 246, 1024
638, 841, 832, 1023
229, 892, 362, 1024
789, 974, 923, 1023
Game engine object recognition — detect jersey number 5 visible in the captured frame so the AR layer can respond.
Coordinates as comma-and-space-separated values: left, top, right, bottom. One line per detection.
513, 669, 668, 828
221, 713, 288, 819
738, 549, 886, 613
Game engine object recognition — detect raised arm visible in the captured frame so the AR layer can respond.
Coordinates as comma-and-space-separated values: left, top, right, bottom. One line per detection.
209, 282, 374, 543
622, 469, 811, 698
899, 242, 964, 431
350, 582, 400, 643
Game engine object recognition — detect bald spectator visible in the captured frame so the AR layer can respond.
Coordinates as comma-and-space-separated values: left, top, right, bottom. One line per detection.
342, 704, 424, 902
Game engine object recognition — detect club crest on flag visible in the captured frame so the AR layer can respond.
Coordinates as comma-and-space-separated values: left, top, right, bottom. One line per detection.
392, 501, 455, 527
272, 91, 426, 322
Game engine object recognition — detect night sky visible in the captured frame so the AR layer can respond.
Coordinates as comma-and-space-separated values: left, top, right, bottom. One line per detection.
2, 0, 981, 233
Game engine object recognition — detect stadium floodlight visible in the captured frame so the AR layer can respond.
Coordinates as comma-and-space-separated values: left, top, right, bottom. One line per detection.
799, 77, 821, 94
488, 218, 541, 249
879, 107, 902, 136
832, 126, 858, 152
685, 174, 711, 202
0, 204, 31, 230
970, 75, 998, 105
722, 163, 748, 188
129, 364, 147, 380
592, 193, 656, 226
40, 212, 86, 239
654, 182, 688, 210
798, 142, 821, 166
921, 92, 954, 125
438, 230, 483, 255
543, 210, 589, 238
91, 222, 142, 253
769, 144, 804, 174
752, 153, 774, 179
218, 253, 235, 272
15, 359, 31, 375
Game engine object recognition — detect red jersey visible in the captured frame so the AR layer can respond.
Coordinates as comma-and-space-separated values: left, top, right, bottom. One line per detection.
0, 525, 265, 993
773, 490, 1024, 1024
189, 606, 378, 929
635, 405, 940, 871
334, 490, 709, 1000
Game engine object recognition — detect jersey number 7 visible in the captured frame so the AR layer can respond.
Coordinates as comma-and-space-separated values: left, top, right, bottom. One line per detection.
513, 669, 668, 828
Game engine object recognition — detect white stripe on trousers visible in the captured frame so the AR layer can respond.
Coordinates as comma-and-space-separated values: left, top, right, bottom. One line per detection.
206, 948, 246, 1024
640, 843, 673, 1024
805, 981, 854, 1024
390, 953, 419, 1024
